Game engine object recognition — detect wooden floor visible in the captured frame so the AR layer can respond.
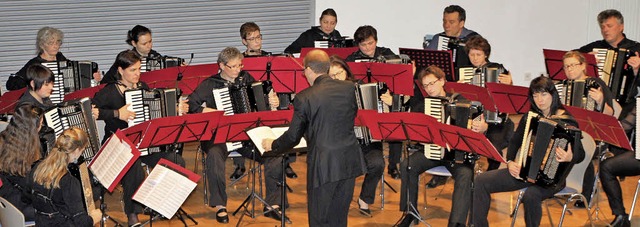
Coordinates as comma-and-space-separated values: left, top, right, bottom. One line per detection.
102, 142, 640, 227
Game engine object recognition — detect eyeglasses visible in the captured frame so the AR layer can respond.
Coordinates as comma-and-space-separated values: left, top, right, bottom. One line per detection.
225, 63, 244, 70
46, 40, 63, 46
245, 34, 262, 42
422, 80, 440, 88
563, 63, 582, 69
330, 70, 345, 79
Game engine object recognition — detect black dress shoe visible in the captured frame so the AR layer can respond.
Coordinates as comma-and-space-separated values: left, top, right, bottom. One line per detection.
610, 214, 630, 227
285, 165, 298, 179
426, 175, 448, 188
216, 208, 229, 223
397, 215, 415, 227
230, 166, 246, 180
264, 207, 291, 224
388, 168, 400, 179
573, 200, 587, 208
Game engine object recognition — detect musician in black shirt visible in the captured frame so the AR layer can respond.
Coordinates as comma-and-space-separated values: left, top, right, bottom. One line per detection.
284, 8, 342, 54
102, 25, 163, 84
241, 22, 270, 57
472, 76, 585, 227
16, 64, 56, 156
345, 25, 395, 62
93, 50, 185, 226
187, 47, 286, 223
8, 27, 101, 91
397, 66, 481, 227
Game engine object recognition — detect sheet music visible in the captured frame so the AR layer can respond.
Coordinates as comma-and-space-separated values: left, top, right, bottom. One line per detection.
132, 164, 197, 218
89, 136, 134, 191
247, 126, 307, 155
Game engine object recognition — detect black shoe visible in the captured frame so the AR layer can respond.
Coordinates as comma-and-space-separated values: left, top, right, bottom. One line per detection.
216, 208, 229, 223
388, 168, 400, 179
426, 175, 448, 188
573, 200, 587, 208
397, 214, 415, 227
357, 203, 372, 217
264, 207, 291, 224
610, 214, 630, 227
285, 165, 298, 179
229, 166, 245, 180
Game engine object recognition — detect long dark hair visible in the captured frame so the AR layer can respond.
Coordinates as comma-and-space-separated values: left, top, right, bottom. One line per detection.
528, 76, 563, 115
0, 104, 43, 176
126, 25, 152, 46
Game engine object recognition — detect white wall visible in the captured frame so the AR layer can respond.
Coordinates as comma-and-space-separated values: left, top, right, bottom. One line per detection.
315, 0, 640, 86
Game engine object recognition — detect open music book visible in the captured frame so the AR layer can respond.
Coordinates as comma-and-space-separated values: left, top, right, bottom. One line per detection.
89, 129, 141, 192
247, 126, 307, 154
132, 159, 200, 218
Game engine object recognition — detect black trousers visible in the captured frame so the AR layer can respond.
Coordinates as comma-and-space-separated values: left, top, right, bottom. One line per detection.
202, 142, 285, 207
473, 169, 558, 227
359, 147, 385, 204
388, 142, 403, 171
307, 178, 356, 227
399, 151, 473, 226
600, 151, 640, 216
121, 152, 185, 214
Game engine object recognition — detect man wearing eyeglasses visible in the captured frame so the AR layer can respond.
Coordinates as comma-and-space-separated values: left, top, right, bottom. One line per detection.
240, 22, 269, 57
187, 47, 288, 224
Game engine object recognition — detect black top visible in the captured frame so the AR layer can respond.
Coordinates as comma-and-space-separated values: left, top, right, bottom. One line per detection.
7, 53, 68, 91
92, 82, 150, 143
284, 26, 342, 54
17, 90, 54, 111
243, 50, 271, 57
345, 47, 396, 62
187, 71, 256, 113
26, 163, 93, 227
0, 172, 32, 220
578, 34, 640, 53
101, 48, 161, 85
17, 90, 56, 155
272, 75, 366, 187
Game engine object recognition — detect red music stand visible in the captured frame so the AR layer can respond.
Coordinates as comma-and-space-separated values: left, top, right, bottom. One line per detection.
564, 105, 632, 150
243, 56, 307, 93
145, 74, 212, 96
139, 63, 218, 84
300, 47, 359, 60
444, 82, 498, 112
348, 62, 414, 96
64, 84, 105, 101
399, 48, 456, 82
543, 49, 599, 80
0, 88, 25, 115
486, 82, 530, 114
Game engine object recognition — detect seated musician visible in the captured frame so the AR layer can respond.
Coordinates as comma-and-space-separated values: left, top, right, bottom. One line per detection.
329, 55, 385, 217
472, 76, 585, 227
398, 65, 486, 227
187, 47, 287, 223
425, 5, 480, 70
0, 103, 44, 222
92, 50, 186, 226
463, 35, 515, 172
345, 25, 396, 62
16, 64, 56, 155
26, 127, 102, 226
8, 26, 101, 91
284, 8, 342, 54
102, 25, 162, 84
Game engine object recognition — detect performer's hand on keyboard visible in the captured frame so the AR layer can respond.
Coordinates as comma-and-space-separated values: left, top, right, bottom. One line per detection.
118, 104, 136, 121
268, 91, 279, 111
555, 144, 573, 163
471, 115, 488, 133
380, 90, 392, 106
628, 51, 640, 76
91, 105, 99, 119
202, 107, 217, 113
498, 73, 512, 85
507, 161, 520, 178
262, 138, 274, 152
588, 87, 604, 106
178, 98, 189, 115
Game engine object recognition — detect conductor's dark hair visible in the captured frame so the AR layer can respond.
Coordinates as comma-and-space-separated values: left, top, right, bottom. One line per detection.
26, 64, 54, 91
353, 25, 378, 45
444, 5, 466, 21
126, 25, 152, 45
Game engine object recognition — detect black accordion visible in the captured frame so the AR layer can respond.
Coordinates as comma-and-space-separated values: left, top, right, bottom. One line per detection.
423, 96, 483, 163
354, 54, 411, 64
124, 88, 178, 156
43, 97, 101, 160
556, 79, 601, 111
593, 48, 633, 102
212, 81, 274, 116
141, 55, 184, 72
354, 82, 403, 145
314, 36, 354, 48
42, 60, 99, 104
514, 112, 581, 187
458, 64, 506, 87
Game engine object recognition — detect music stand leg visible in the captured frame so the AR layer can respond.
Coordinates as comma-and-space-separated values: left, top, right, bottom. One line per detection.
394, 141, 430, 227
98, 186, 124, 227
589, 143, 611, 224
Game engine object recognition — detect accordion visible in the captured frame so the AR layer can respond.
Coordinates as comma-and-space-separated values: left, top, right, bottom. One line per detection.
314, 37, 354, 48
43, 97, 101, 160
514, 112, 581, 187
124, 88, 178, 156
423, 97, 483, 163
42, 60, 99, 104
353, 82, 403, 144
354, 54, 411, 64
593, 48, 632, 101
556, 79, 600, 111
458, 65, 504, 87
141, 55, 184, 72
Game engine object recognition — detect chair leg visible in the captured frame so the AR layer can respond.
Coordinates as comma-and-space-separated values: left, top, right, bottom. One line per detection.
630, 179, 640, 222
510, 190, 525, 227
545, 199, 554, 227
558, 195, 595, 227
380, 170, 385, 210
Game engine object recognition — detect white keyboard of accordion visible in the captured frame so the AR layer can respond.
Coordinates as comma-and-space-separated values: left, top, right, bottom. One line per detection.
555, 84, 565, 104
593, 48, 607, 78
437, 36, 450, 51
423, 98, 445, 160
213, 88, 234, 115
636, 97, 640, 160
124, 90, 146, 127
140, 58, 149, 72
314, 41, 329, 48
424, 144, 445, 160
44, 109, 64, 137
458, 67, 475, 84
42, 62, 65, 104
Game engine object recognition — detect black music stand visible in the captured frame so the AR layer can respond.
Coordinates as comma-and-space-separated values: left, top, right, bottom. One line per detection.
348, 62, 415, 96
400, 48, 456, 82
543, 49, 599, 80
485, 82, 531, 114
213, 110, 293, 226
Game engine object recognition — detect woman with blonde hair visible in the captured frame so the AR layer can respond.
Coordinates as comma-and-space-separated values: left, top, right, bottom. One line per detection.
28, 127, 101, 226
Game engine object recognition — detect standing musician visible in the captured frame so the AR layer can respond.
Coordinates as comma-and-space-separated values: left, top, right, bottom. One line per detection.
425, 5, 480, 72
7, 26, 101, 91
27, 127, 102, 226
0, 103, 44, 222
284, 8, 342, 54
398, 65, 483, 227
187, 47, 286, 223
472, 76, 585, 227
262, 50, 366, 227
329, 55, 385, 217
102, 25, 162, 84
92, 50, 186, 226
